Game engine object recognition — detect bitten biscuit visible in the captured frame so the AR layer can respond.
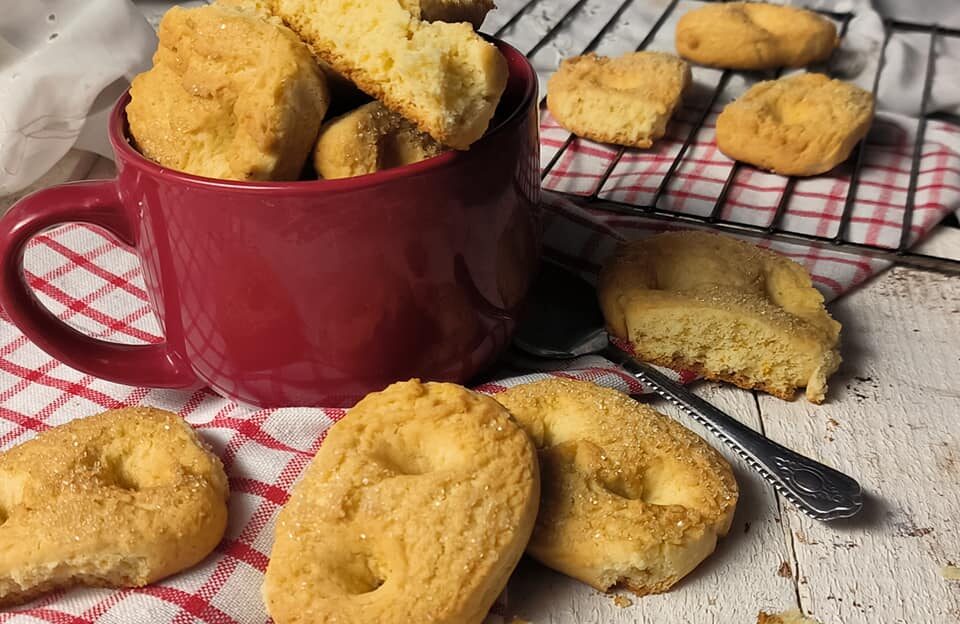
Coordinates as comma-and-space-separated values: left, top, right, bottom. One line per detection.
716, 73, 874, 176
275, 0, 508, 150
676, 2, 837, 70
263, 380, 540, 624
598, 231, 842, 403
127, 4, 328, 180
495, 378, 738, 595
314, 101, 446, 179
0, 408, 229, 608
547, 51, 690, 148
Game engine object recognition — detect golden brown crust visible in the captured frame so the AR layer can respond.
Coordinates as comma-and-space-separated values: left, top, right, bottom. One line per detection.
127, 4, 328, 181
495, 378, 738, 596
716, 73, 874, 177
263, 380, 539, 624
676, 2, 837, 70
313, 101, 446, 179
0, 408, 229, 608
547, 52, 690, 148
598, 231, 842, 404
276, 0, 507, 150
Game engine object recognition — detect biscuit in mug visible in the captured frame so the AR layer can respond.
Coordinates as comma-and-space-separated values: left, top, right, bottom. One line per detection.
128, 4, 329, 180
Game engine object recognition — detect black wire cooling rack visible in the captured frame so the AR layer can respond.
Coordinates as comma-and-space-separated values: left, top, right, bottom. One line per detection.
483, 0, 960, 274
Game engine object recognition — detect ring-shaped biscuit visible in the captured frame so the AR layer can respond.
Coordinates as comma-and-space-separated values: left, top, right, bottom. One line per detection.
547, 51, 690, 148
716, 73, 874, 176
676, 2, 837, 70
314, 102, 446, 179
263, 380, 539, 624
598, 231, 842, 403
128, 4, 329, 180
0, 408, 229, 607
495, 378, 738, 595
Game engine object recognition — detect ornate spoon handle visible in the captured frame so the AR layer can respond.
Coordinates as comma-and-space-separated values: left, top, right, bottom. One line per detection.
603, 346, 863, 521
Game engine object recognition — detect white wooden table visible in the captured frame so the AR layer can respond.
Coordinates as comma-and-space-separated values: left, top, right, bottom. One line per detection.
5, 145, 958, 624
4, 0, 959, 619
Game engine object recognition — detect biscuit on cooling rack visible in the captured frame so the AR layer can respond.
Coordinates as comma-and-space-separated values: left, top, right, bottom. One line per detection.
676, 2, 837, 70
128, 4, 328, 180
546, 51, 691, 148
263, 380, 539, 624
495, 378, 738, 595
599, 231, 842, 403
716, 72, 874, 176
314, 102, 446, 179
0, 408, 228, 607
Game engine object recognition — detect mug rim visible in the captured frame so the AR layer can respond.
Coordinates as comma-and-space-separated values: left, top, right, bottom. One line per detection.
109, 37, 537, 193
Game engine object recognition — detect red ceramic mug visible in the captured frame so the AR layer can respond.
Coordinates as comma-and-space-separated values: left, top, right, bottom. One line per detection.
0, 39, 540, 408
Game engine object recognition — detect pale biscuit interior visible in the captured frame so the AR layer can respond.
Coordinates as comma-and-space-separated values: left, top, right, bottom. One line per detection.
547, 51, 691, 148
598, 231, 842, 403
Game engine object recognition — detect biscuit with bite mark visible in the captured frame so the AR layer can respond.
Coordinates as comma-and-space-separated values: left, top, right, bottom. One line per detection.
495, 378, 738, 595
0, 408, 229, 607
547, 51, 690, 148
598, 231, 842, 403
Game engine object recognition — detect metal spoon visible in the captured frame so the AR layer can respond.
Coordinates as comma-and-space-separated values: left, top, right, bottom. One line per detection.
512, 260, 863, 521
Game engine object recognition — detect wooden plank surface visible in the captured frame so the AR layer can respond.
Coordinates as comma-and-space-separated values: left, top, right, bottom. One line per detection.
759, 267, 960, 624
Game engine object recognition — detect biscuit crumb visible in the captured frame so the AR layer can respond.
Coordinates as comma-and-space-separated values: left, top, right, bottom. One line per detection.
757, 608, 821, 624
613, 594, 633, 608
942, 565, 960, 580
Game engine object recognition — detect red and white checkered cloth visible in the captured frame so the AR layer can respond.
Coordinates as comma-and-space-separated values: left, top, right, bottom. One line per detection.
2, 103, 959, 622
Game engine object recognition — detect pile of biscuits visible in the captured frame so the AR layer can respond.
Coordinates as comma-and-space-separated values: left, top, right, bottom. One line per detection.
547, 1, 875, 176
126, 0, 507, 181
0, 379, 739, 623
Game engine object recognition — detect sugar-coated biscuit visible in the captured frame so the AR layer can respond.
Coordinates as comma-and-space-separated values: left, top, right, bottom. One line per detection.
599, 231, 842, 403
263, 380, 539, 624
495, 378, 738, 595
0, 408, 229, 607
128, 4, 329, 180
547, 51, 690, 148
314, 101, 446, 179
716, 72, 874, 176
275, 0, 508, 150
676, 2, 837, 70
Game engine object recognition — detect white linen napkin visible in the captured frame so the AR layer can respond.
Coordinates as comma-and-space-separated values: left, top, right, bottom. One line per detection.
0, 0, 156, 195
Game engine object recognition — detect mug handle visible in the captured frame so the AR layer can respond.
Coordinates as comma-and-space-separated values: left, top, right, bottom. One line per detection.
0, 180, 196, 388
